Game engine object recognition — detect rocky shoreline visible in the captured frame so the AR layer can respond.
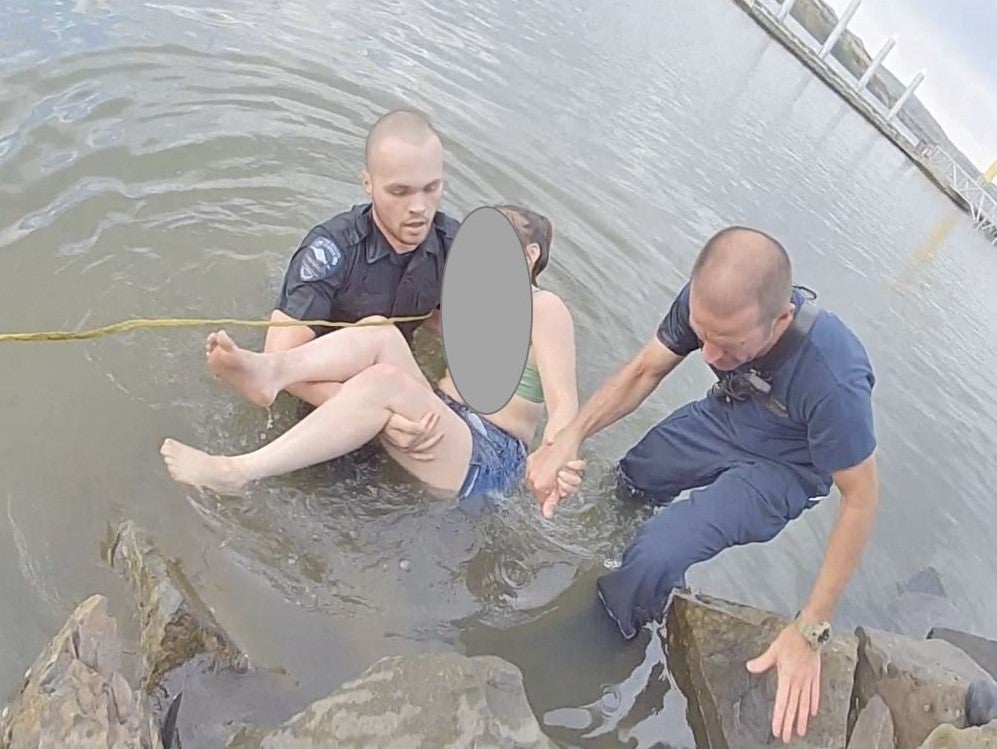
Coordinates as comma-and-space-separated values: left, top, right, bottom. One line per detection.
1, 520, 995, 748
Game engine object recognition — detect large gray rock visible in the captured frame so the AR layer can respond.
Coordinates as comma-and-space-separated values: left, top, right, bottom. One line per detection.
0, 595, 162, 749
847, 694, 894, 749
929, 628, 997, 681
665, 590, 858, 749
224, 652, 556, 749
853, 625, 991, 749
916, 720, 997, 748
106, 520, 249, 694
967, 679, 997, 728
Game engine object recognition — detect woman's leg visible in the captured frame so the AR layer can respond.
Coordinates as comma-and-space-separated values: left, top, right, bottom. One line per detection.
161, 363, 473, 494
206, 317, 425, 407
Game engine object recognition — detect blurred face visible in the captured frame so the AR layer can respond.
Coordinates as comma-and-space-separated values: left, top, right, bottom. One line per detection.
688, 286, 789, 371
363, 135, 444, 251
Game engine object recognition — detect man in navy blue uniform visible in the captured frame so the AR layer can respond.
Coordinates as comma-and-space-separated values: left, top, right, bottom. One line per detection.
526, 226, 879, 743
264, 108, 460, 412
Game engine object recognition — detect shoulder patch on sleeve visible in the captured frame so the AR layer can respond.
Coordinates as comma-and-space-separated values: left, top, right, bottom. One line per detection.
298, 235, 344, 283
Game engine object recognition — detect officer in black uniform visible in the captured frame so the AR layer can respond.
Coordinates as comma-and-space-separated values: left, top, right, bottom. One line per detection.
264, 108, 459, 403
273, 201, 459, 347
262, 108, 460, 465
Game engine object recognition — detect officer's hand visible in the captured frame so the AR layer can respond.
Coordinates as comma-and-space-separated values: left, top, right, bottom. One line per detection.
527, 440, 583, 516
746, 624, 822, 743
541, 458, 586, 517
382, 410, 443, 461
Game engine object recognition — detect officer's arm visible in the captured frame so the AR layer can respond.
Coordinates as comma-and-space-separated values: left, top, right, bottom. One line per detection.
264, 310, 316, 353
800, 453, 879, 625
265, 231, 345, 407
559, 334, 685, 451
798, 375, 879, 625
262, 310, 343, 408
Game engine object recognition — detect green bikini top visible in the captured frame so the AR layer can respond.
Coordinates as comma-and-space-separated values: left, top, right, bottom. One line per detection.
515, 357, 544, 404
444, 288, 544, 404
514, 287, 545, 404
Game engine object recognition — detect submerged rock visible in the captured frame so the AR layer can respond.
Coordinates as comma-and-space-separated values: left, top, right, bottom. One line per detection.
224, 652, 556, 749
665, 590, 857, 749
106, 520, 249, 695
0, 595, 162, 749
916, 720, 997, 748
853, 625, 991, 749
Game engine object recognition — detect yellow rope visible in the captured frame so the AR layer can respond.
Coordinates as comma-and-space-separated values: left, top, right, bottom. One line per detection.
0, 313, 431, 342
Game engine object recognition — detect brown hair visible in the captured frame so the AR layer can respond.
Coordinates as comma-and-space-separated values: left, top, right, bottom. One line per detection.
494, 204, 553, 284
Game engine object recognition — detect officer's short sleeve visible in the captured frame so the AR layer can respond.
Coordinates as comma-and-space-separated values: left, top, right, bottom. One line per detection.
805, 375, 877, 476
655, 283, 701, 356
275, 228, 347, 323
432, 212, 461, 311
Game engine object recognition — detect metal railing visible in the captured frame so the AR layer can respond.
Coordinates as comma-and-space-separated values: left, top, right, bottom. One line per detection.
921, 146, 997, 244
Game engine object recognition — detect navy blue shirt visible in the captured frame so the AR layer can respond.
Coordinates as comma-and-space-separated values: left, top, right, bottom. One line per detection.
657, 283, 877, 489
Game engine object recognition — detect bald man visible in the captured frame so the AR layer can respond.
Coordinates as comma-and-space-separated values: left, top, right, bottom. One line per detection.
526, 226, 879, 742
265, 108, 460, 410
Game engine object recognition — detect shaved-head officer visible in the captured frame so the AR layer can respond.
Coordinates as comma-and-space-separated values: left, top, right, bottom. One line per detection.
266, 108, 460, 409
527, 226, 878, 744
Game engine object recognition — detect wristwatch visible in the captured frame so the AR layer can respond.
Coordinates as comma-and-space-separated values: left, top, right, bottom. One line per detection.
794, 611, 831, 649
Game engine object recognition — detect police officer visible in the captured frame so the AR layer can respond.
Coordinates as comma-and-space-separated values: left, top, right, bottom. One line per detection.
526, 226, 879, 744
264, 108, 460, 412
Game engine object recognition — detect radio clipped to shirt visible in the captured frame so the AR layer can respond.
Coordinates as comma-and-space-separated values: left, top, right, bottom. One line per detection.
709, 286, 820, 417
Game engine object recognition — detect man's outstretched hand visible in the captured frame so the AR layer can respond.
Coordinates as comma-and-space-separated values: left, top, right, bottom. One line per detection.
526, 438, 585, 517
746, 624, 822, 743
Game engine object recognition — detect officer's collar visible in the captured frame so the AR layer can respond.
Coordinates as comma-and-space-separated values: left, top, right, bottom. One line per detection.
360, 204, 442, 263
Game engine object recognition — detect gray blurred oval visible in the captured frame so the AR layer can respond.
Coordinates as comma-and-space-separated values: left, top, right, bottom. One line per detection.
441, 206, 533, 415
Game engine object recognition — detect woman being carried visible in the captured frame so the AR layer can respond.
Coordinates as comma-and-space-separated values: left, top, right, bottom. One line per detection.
160, 204, 582, 503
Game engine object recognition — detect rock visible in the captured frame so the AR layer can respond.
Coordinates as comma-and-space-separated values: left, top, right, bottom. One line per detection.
928, 628, 997, 681
0, 594, 162, 749
899, 566, 947, 598
967, 679, 997, 727
847, 694, 894, 748
853, 625, 991, 748
916, 720, 997, 748
106, 520, 251, 742
665, 590, 858, 749
223, 652, 556, 748
106, 520, 249, 694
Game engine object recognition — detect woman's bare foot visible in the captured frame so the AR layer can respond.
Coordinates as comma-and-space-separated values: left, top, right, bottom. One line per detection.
205, 330, 279, 407
161, 438, 251, 494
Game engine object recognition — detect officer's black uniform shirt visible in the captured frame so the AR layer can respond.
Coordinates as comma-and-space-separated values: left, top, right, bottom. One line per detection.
275, 203, 460, 343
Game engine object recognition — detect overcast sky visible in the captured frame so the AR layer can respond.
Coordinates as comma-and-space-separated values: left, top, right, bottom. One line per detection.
824, 0, 995, 173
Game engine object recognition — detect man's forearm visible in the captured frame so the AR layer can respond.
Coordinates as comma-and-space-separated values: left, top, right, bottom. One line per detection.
801, 492, 877, 622
561, 362, 663, 447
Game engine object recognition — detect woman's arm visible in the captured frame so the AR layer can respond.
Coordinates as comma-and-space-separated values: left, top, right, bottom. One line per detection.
530, 290, 579, 446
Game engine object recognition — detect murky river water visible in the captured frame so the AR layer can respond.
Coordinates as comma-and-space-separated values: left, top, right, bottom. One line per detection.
2, 0, 996, 745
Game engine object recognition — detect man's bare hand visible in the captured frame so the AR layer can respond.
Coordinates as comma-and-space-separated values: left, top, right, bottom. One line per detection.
527, 438, 585, 517
381, 410, 443, 461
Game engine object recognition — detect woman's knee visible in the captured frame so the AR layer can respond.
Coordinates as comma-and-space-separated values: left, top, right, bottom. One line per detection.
351, 362, 426, 407
355, 316, 408, 355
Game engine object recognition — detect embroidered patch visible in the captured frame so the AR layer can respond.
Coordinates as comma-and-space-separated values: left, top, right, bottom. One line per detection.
298, 236, 343, 282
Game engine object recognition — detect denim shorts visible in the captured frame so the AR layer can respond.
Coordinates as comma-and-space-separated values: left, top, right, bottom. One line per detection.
436, 389, 528, 500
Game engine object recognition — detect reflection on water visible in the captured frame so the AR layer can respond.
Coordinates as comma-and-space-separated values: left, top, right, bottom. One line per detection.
3, 0, 997, 745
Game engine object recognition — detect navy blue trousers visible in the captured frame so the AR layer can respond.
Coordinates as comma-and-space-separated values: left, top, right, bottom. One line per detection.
597, 400, 818, 639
